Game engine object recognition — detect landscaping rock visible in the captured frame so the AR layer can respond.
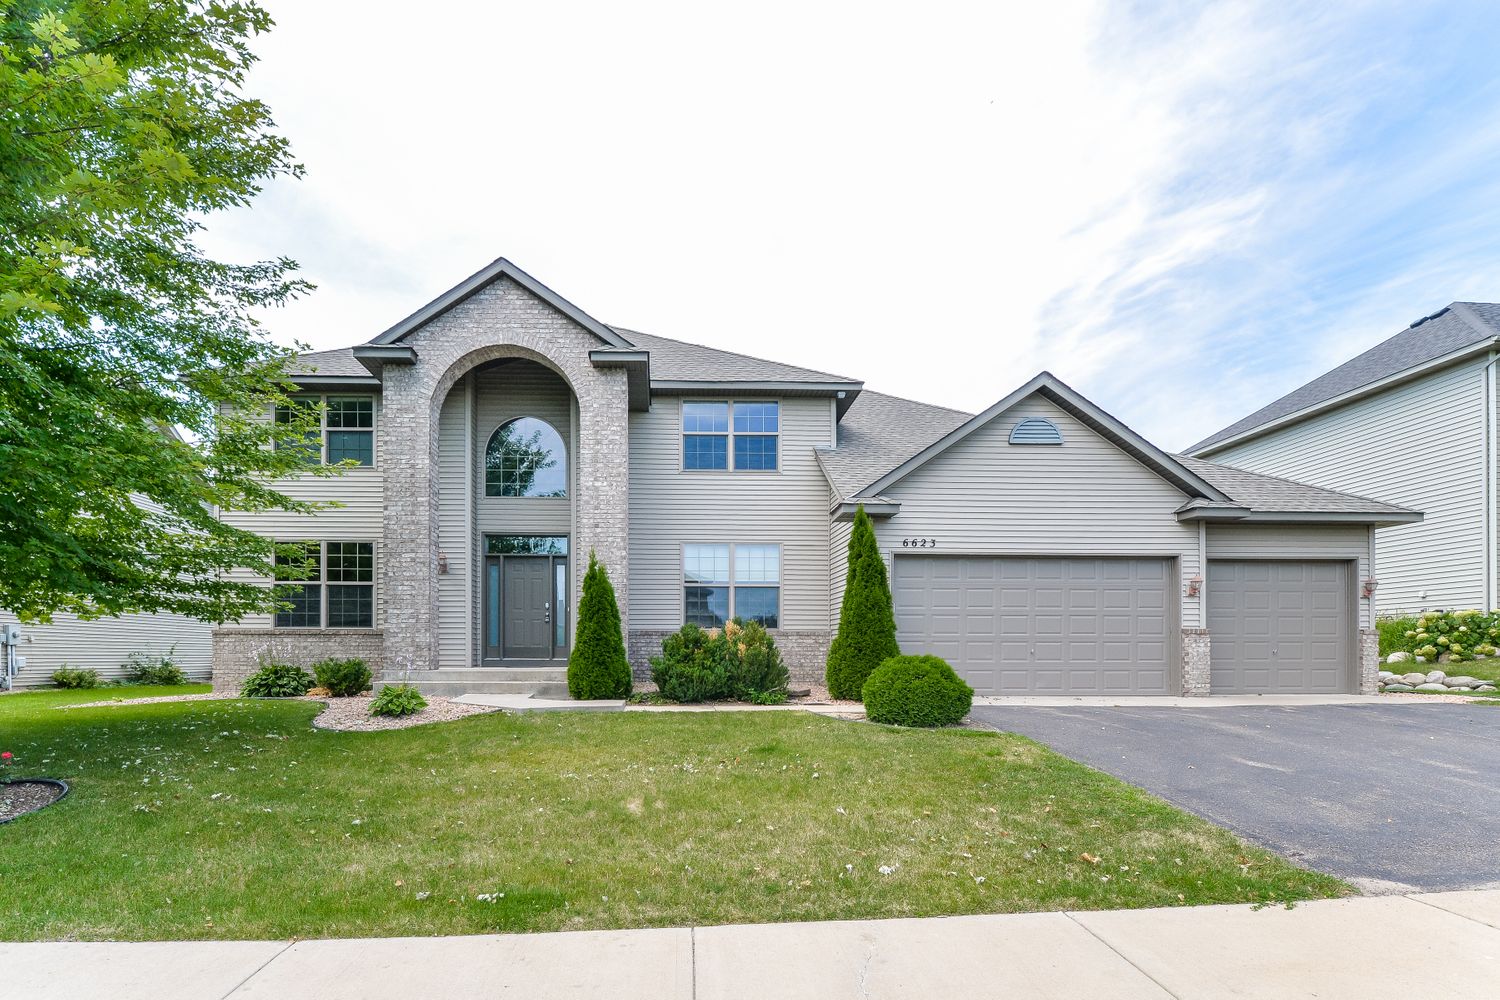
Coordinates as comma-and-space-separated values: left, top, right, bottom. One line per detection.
1414, 683, 1450, 692
1415, 656, 1427, 663
1401, 672, 1427, 685
1438, 653, 1453, 664
1478, 685, 1498, 693
1426, 670, 1448, 683
1443, 676, 1483, 688
1378, 671, 1396, 683
1386, 652, 1414, 664
1382, 683, 1416, 692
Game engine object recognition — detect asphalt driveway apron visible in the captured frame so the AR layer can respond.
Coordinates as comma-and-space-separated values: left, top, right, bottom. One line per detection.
970, 703, 1500, 892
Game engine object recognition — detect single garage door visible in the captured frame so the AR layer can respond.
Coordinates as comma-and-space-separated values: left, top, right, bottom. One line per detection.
1206, 560, 1352, 694
893, 556, 1174, 695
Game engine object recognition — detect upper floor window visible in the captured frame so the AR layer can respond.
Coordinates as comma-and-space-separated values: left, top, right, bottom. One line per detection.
682, 401, 779, 471
486, 417, 567, 497
274, 540, 375, 628
275, 394, 375, 466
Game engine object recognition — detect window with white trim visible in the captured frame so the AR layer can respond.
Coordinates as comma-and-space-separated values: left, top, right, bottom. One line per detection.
275, 395, 375, 466
683, 543, 780, 628
682, 401, 779, 470
274, 541, 375, 628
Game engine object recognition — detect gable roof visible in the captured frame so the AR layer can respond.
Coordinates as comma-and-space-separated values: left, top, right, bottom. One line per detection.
849, 372, 1234, 503
366, 257, 634, 349
1188, 301, 1500, 455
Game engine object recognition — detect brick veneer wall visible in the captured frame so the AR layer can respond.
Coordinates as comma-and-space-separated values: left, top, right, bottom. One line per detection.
1181, 628, 1211, 696
628, 629, 833, 687
211, 629, 385, 694
378, 277, 631, 672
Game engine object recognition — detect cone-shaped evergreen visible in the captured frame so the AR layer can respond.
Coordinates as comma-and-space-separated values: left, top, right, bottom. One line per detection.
568, 550, 632, 699
826, 506, 900, 699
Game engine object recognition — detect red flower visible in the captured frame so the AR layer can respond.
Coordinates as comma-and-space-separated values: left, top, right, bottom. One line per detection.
0, 752, 11, 760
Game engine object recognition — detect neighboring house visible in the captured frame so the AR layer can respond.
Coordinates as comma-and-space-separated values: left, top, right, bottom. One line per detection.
2, 610, 212, 689
211, 258, 1418, 698
1188, 302, 1500, 616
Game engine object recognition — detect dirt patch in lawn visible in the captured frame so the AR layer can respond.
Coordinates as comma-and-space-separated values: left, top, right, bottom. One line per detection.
306, 694, 501, 732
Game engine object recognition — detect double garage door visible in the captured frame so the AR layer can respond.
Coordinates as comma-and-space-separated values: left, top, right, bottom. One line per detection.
894, 556, 1174, 695
894, 555, 1355, 696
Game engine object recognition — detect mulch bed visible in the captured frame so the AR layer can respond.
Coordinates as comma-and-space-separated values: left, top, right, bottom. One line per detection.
0, 780, 67, 823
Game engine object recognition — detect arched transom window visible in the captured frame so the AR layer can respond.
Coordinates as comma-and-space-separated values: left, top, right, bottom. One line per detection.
485, 417, 567, 498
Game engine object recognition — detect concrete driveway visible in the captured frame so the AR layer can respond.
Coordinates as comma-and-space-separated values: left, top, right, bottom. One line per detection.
970, 702, 1500, 892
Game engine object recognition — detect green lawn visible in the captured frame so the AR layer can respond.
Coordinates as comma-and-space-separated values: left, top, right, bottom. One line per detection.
0, 688, 1349, 941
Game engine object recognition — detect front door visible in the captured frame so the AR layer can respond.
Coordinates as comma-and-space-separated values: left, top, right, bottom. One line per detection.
483, 551, 569, 663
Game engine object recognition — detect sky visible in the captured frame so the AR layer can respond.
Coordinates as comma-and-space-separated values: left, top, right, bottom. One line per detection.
200, 1, 1500, 450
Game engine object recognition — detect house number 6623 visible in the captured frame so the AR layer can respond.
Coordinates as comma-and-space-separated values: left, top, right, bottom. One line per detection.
901, 538, 937, 548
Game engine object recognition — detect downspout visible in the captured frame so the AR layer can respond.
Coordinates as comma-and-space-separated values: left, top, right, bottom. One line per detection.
1487, 351, 1497, 611
1197, 519, 1207, 628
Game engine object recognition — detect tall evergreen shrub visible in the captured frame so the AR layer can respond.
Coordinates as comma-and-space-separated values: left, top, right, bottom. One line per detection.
826, 506, 900, 699
568, 551, 632, 699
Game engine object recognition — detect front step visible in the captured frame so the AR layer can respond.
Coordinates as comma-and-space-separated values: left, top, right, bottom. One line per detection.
388, 667, 571, 699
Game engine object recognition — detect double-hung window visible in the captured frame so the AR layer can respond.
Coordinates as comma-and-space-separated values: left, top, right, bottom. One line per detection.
682, 401, 778, 471
683, 543, 780, 628
274, 541, 375, 628
275, 395, 375, 466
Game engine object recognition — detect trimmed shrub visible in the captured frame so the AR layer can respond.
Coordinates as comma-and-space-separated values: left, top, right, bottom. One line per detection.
567, 551, 632, 700
370, 684, 427, 717
651, 623, 733, 702
314, 657, 372, 697
650, 620, 790, 703
1376, 616, 1420, 657
241, 662, 314, 698
124, 650, 186, 686
862, 654, 973, 728
724, 619, 789, 702
1396, 610, 1500, 662
52, 666, 100, 689
826, 506, 899, 699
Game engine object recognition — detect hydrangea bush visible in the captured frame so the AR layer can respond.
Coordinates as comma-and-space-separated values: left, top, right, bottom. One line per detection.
1399, 610, 1500, 662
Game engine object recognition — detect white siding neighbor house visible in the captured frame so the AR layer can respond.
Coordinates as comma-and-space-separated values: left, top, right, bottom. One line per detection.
210, 257, 1419, 697
1188, 302, 1500, 615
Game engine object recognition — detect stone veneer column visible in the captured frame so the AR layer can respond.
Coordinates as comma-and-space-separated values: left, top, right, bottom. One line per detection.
1357, 628, 1379, 695
377, 278, 631, 673
1181, 628, 1211, 696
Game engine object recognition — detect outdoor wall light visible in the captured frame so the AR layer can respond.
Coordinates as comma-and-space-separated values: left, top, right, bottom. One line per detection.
437, 551, 449, 575
1362, 577, 1378, 599
1186, 574, 1203, 598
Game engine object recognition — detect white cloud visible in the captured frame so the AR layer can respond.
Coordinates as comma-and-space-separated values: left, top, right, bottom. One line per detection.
199, 0, 1500, 449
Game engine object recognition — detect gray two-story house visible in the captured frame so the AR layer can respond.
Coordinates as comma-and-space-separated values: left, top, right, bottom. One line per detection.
212, 258, 1419, 697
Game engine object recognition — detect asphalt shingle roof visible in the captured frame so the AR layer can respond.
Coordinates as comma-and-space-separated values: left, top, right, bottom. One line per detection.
1174, 456, 1416, 516
815, 390, 974, 499
607, 326, 857, 384
1188, 302, 1500, 454
283, 347, 372, 378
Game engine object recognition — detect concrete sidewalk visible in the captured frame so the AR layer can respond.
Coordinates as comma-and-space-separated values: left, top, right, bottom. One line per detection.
5, 890, 1498, 1000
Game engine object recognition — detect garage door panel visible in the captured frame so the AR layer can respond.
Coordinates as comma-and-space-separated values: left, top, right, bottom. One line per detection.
896, 556, 1175, 696
1208, 560, 1352, 694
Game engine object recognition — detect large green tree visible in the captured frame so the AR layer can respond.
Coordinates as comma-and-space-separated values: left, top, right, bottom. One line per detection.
826, 506, 900, 700
0, 2, 333, 623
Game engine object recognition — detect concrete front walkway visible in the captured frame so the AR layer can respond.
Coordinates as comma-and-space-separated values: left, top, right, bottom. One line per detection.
5, 890, 1498, 1000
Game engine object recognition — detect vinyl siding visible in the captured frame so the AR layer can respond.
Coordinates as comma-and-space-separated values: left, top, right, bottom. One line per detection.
871, 395, 1205, 628
4, 611, 213, 689
217, 394, 385, 629
1205, 522, 1372, 629
1205, 357, 1488, 614
828, 496, 853, 629
628, 396, 834, 629
472, 361, 574, 538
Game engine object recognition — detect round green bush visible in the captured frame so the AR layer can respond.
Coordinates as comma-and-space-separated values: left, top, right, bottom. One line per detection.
314, 657, 372, 697
650, 623, 732, 702
861, 654, 973, 728
241, 663, 314, 698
